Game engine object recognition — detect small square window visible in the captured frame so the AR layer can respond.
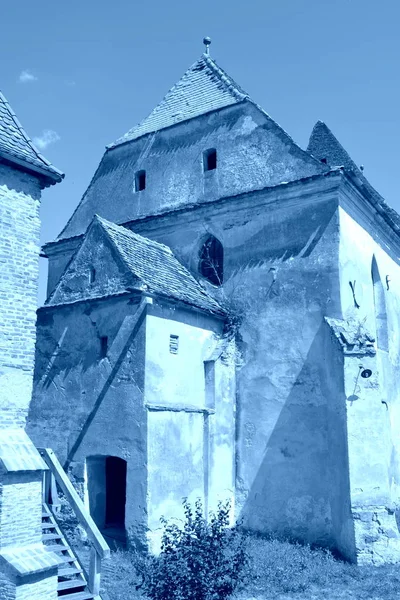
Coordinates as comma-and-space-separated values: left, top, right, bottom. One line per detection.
135, 170, 146, 192
169, 335, 179, 354
203, 148, 217, 172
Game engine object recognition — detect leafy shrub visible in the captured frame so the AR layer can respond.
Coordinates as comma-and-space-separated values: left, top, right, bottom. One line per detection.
141, 498, 249, 600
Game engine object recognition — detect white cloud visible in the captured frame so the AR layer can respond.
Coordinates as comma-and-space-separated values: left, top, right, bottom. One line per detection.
33, 130, 60, 150
18, 70, 38, 83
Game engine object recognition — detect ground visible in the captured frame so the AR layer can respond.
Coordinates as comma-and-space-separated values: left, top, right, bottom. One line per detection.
97, 536, 400, 600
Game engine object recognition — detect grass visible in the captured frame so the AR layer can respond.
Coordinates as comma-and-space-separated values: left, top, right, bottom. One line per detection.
99, 535, 400, 600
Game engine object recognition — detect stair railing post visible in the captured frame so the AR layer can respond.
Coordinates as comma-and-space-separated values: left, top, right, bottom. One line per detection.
89, 545, 102, 596
50, 472, 61, 513
43, 468, 52, 504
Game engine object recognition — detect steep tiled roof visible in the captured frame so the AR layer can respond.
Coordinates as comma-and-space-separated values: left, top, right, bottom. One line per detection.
97, 216, 223, 314
308, 120, 400, 234
0, 91, 63, 182
108, 54, 249, 147
307, 121, 360, 171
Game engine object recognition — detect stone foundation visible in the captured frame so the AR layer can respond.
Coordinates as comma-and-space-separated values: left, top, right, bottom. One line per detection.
353, 507, 400, 564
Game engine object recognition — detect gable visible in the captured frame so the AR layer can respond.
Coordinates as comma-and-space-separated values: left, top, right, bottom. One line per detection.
47, 220, 137, 306
58, 100, 326, 241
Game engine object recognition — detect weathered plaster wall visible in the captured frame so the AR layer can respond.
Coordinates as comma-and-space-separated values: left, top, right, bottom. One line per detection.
145, 311, 218, 407
27, 295, 148, 546
58, 101, 325, 242
144, 307, 235, 551
337, 199, 400, 563
118, 174, 353, 555
29, 295, 235, 551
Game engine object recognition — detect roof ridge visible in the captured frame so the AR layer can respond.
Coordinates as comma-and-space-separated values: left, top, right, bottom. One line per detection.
95, 214, 174, 255
202, 55, 248, 102
0, 91, 50, 168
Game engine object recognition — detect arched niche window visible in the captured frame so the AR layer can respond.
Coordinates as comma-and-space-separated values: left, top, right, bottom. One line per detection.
371, 256, 388, 351
199, 236, 223, 286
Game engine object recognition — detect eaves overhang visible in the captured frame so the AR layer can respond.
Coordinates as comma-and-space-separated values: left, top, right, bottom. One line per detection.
0, 149, 64, 186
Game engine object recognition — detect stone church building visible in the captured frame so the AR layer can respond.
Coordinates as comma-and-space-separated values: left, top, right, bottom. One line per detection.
28, 41, 400, 564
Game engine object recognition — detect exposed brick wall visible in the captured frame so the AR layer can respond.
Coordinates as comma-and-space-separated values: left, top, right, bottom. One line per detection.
15, 576, 57, 600
0, 161, 59, 599
0, 572, 57, 600
0, 476, 42, 547
0, 164, 42, 426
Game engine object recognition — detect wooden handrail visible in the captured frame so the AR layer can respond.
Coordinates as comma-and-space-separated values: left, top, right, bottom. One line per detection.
39, 447, 110, 559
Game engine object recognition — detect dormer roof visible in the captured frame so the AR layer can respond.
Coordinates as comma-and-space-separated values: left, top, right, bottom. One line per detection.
0, 91, 64, 184
108, 54, 249, 148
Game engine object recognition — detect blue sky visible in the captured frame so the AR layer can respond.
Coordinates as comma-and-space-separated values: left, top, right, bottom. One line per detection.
1, 0, 400, 303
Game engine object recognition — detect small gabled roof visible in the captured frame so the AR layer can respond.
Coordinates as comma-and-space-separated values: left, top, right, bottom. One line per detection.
79, 216, 222, 315
97, 217, 223, 313
108, 54, 249, 148
0, 90, 63, 183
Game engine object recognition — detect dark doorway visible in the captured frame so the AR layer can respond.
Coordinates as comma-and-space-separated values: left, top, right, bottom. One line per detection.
105, 456, 127, 528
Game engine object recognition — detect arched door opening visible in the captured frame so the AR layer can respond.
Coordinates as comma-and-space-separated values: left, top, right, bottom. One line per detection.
371, 256, 388, 352
86, 455, 127, 547
199, 235, 224, 286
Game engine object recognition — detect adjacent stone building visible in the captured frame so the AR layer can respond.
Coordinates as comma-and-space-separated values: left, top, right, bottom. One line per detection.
28, 42, 400, 564
0, 92, 63, 598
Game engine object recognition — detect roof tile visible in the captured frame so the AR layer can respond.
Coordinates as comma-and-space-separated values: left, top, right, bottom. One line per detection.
0, 91, 63, 181
108, 55, 248, 147
96, 216, 223, 314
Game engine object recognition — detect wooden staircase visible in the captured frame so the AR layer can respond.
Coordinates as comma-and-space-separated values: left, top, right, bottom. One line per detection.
42, 503, 94, 599
39, 448, 110, 600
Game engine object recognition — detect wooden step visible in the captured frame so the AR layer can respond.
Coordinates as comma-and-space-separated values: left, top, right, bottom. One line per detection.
43, 533, 62, 541
44, 544, 69, 553
57, 592, 94, 600
57, 555, 78, 564
57, 578, 87, 591
42, 522, 57, 530
59, 565, 83, 577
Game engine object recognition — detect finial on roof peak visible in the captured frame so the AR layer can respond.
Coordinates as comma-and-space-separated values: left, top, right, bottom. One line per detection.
203, 36, 211, 55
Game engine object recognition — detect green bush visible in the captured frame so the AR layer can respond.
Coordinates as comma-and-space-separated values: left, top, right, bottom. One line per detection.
141, 498, 249, 600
